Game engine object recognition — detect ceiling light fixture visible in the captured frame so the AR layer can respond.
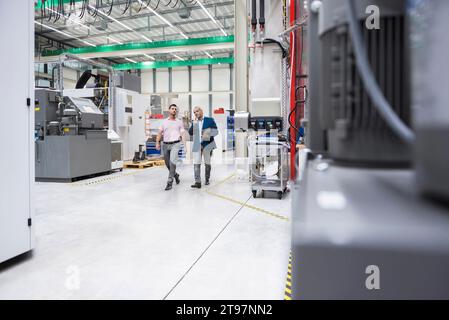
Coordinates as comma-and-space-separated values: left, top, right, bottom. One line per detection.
197, 0, 228, 36
136, 0, 189, 40
88, 5, 152, 42
35, 21, 96, 47
108, 37, 123, 45
143, 54, 155, 61
172, 54, 185, 61
136, 0, 173, 27
43, 7, 122, 45
125, 57, 137, 63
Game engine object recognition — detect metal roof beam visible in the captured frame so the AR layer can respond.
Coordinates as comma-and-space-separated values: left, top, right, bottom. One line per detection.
36, 14, 234, 38
35, 0, 234, 22
40, 35, 234, 58
35, 33, 121, 65
114, 57, 234, 71
35, 25, 234, 49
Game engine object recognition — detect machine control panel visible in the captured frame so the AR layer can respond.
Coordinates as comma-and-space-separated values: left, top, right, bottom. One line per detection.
250, 116, 284, 132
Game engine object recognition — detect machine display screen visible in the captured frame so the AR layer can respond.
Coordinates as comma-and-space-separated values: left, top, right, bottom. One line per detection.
67, 97, 103, 115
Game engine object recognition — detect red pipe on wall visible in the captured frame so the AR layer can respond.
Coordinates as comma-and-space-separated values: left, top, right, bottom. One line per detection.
289, 1, 298, 180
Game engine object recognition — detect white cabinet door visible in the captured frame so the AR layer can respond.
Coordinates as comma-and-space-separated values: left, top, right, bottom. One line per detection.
0, 1, 34, 263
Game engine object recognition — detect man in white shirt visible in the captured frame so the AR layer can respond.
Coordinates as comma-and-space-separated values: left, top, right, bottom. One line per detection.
156, 104, 185, 191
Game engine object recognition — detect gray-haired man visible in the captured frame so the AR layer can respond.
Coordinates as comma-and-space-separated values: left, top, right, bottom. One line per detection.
188, 107, 218, 188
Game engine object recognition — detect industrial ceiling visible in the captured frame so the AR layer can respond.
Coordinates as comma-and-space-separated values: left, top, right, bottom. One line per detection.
35, 0, 235, 66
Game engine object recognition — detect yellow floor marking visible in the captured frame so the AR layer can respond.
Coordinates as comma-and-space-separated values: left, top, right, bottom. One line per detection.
202, 173, 290, 222
284, 251, 293, 300
205, 189, 290, 222
70, 170, 146, 187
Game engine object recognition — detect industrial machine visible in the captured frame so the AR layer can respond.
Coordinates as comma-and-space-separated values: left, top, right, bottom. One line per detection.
292, 0, 449, 299
150, 95, 162, 115
110, 87, 148, 161
213, 109, 235, 153
108, 129, 124, 171
132, 145, 147, 163
0, 0, 34, 264
234, 111, 251, 131
233, 0, 288, 159
35, 89, 112, 182
317, 0, 411, 165
227, 111, 235, 151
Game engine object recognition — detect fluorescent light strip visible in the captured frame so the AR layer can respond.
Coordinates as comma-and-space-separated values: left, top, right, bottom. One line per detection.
137, 0, 189, 39
197, 0, 227, 36
141, 35, 153, 42
108, 37, 123, 45
88, 5, 152, 42
172, 54, 185, 61
143, 54, 155, 61
125, 58, 137, 63
43, 8, 123, 45
137, 0, 173, 27
35, 21, 96, 47
204, 51, 213, 58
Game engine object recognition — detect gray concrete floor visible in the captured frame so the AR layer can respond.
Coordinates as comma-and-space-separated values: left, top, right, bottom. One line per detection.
0, 160, 291, 300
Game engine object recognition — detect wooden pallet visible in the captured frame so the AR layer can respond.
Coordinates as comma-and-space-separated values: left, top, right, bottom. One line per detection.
151, 160, 166, 167
124, 159, 165, 169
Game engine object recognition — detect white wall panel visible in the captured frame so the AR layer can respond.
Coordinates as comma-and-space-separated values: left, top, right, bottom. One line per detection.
141, 70, 153, 94
172, 67, 189, 92
212, 66, 230, 91
140, 66, 234, 119
156, 69, 169, 92
212, 93, 231, 110
192, 67, 209, 92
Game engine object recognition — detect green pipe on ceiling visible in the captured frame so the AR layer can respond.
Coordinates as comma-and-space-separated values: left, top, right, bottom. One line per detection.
36, 0, 84, 10
113, 57, 234, 71
41, 36, 235, 57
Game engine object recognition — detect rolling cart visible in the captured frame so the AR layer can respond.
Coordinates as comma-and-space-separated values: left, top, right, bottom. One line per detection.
248, 134, 290, 199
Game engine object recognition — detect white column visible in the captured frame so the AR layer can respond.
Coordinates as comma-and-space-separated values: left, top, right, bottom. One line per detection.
234, 0, 249, 112
234, 0, 250, 158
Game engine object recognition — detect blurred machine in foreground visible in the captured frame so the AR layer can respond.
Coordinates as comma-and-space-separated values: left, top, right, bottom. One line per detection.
411, 0, 449, 202
35, 89, 112, 182
293, 0, 449, 299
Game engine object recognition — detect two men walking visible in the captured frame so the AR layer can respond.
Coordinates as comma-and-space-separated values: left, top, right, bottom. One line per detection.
157, 105, 218, 191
